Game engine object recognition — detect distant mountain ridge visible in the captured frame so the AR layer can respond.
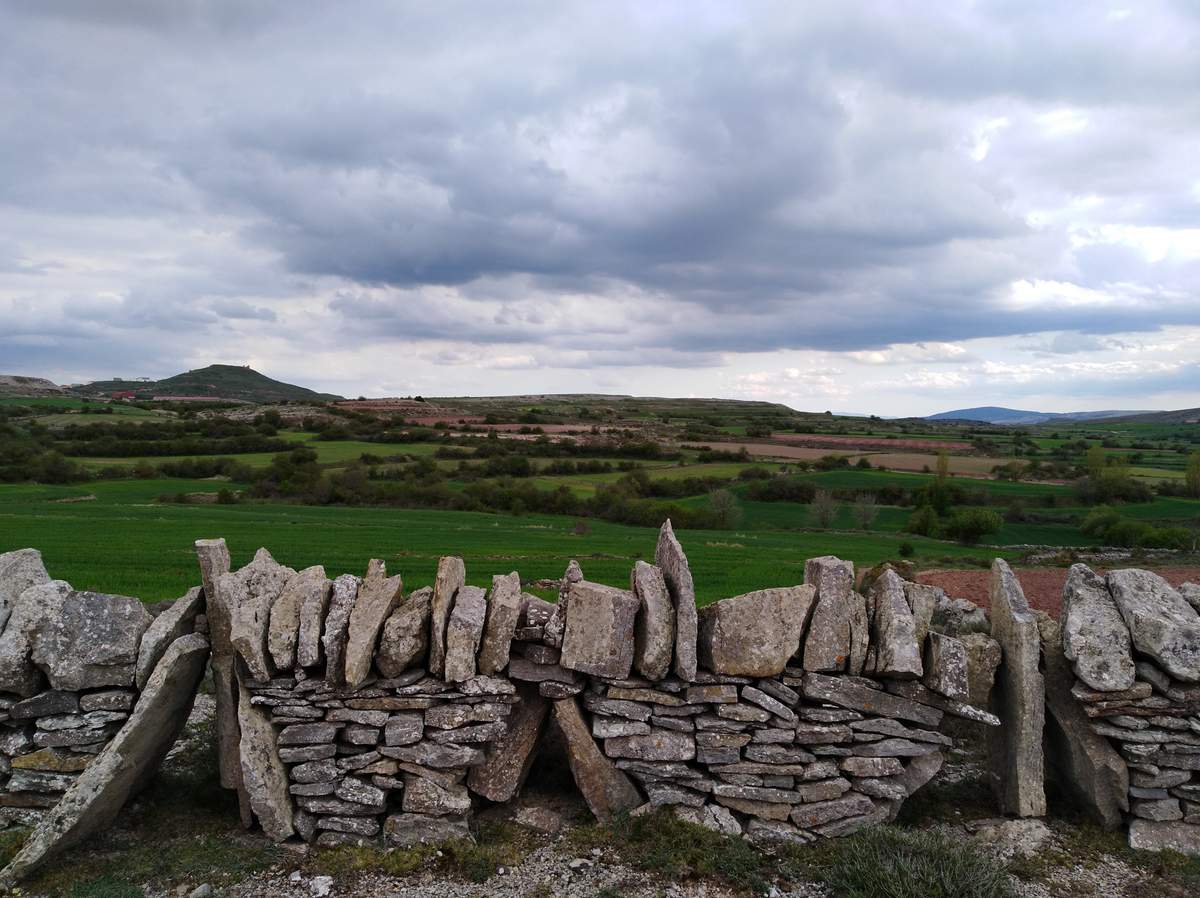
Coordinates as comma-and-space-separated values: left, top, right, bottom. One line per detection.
926, 406, 1154, 425
74, 365, 343, 403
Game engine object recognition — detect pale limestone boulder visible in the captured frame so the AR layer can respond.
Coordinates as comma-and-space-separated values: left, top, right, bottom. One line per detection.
385, 812, 472, 846
0, 633, 210, 885
377, 586, 432, 678
477, 572, 522, 676
1180, 582, 1200, 613
238, 677, 295, 841
403, 775, 471, 817
428, 556, 465, 678
697, 585, 813, 677
922, 632, 968, 701
0, 580, 70, 696
0, 549, 49, 634
322, 574, 361, 689
1108, 568, 1200, 683
32, 589, 152, 691
631, 561, 674, 681
802, 556, 858, 673
193, 538, 238, 793
345, 559, 403, 688
869, 570, 922, 679
1128, 819, 1200, 855
960, 632, 1002, 711
443, 585, 487, 683
552, 697, 642, 822
904, 582, 941, 651
655, 520, 697, 681
295, 568, 331, 669
135, 586, 203, 690
270, 566, 329, 671
467, 685, 548, 802
987, 558, 1046, 817
224, 548, 294, 682
560, 580, 639, 679
1061, 564, 1135, 692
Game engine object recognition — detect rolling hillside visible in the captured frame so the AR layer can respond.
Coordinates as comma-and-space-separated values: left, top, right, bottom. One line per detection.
74, 365, 343, 403
927, 406, 1151, 425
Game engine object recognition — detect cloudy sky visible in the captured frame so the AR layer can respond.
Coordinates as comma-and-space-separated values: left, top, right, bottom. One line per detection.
2, 1, 1199, 416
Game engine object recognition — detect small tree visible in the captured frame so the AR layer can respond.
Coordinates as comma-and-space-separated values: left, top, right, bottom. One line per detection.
810, 489, 839, 528
708, 488, 743, 529
942, 508, 1003, 545
852, 493, 879, 530
1186, 451, 1200, 499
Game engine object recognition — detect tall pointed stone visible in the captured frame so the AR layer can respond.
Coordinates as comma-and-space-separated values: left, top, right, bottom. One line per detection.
345, 559, 403, 688
478, 572, 522, 676
270, 565, 329, 672
444, 585, 487, 683
428, 556, 465, 679
802, 556, 857, 672
195, 539, 239, 792
655, 520, 697, 681
322, 574, 360, 689
869, 570, 922, 680
631, 561, 674, 681
987, 558, 1045, 817
225, 548, 294, 682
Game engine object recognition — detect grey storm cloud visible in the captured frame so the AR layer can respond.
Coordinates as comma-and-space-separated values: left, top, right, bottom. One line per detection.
1, 0, 1199, 376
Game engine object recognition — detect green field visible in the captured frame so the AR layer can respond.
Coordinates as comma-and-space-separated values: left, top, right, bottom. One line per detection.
0, 478, 1007, 605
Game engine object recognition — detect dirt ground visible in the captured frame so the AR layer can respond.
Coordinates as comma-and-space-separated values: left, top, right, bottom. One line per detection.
916, 566, 1200, 619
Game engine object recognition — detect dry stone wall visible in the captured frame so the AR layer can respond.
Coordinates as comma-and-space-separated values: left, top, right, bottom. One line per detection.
1061, 563, 1200, 854
211, 522, 998, 850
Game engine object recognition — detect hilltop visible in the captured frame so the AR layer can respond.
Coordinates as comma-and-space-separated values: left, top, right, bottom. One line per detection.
0, 375, 65, 397
73, 365, 343, 403
927, 405, 1151, 425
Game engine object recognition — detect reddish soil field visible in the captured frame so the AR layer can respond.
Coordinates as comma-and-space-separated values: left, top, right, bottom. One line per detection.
916, 566, 1200, 619
772, 433, 973, 452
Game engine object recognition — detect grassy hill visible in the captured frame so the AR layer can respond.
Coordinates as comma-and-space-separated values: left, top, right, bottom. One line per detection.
1103, 408, 1200, 424
75, 364, 343, 403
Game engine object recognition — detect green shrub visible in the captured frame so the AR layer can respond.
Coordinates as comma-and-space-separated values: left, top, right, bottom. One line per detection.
811, 826, 1014, 898
898, 541, 915, 557
941, 508, 1003, 545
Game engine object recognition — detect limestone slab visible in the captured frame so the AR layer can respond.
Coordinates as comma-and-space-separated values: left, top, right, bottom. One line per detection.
345, 559, 403, 688
698, 586, 813, 678
655, 520, 698, 681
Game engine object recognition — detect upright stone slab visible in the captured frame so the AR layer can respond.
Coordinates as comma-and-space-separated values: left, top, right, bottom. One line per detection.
295, 567, 332, 668
444, 585, 487, 683
377, 586, 432, 678
0, 580, 69, 697
987, 558, 1046, 817
0, 548, 49, 633
904, 582, 940, 652
1107, 569, 1200, 683
225, 548, 294, 682
345, 559, 403, 688
960, 632, 1002, 712
0, 633, 210, 886
467, 685, 548, 801
195, 539, 238, 792
270, 566, 329, 672
869, 570, 922, 680
697, 585, 813, 677
543, 559, 582, 649
237, 677, 295, 841
631, 561, 674, 681
922, 632, 968, 701
1061, 564, 1135, 692
552, 696, 642, 822
428, 556, 466, 679
136, 586, 203, 690
323, 574, 361, 689
802, 556, 856, 673
478, 572, 522, 676
1039, 615, 1127, 830
560, 580, 639, 679
655, 520, 697, 681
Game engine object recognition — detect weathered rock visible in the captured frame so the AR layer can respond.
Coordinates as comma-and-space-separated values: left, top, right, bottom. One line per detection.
322, 574, 360, 689
0, 633, 209, 885
194, 539, 239, 793
345, 560, 403, 688
631, 561, 674, 681
799, 672, 942, 727
1128, 819, 1200, 855
987, 558, 1046, 817
922, 632, 968, 701
238, 677, 295, 841
656, 520, 698, 681
604, 729, 696, 762
477, 572, 522, 676
467, 685, 548, 802
427, 556, 466, 679
1108, 568, 1200, 683
1061, 564, 1136, 692
904, 582, 940, 651
379, 741, 484, 768
960, 632, 1002, 712
385, 812, 472, 847
377, 587, 432, 678
552, 697, 642, 822
869, 570, 922, 680
136, 586, 203, 690
791, 792, 876, 828
295, 569, 332, 669
697, 586, 814, 678
1038, 614, 1128, 830
270, 566, 329, 672
543, 560, 580, 649
224, 548, 294, 682
0, 549, 49, 633
802, 556, 860, 673
560, 580, 639, 679
444, 585, 487, 683
0, 580, 69, 696
33, 588, 152, 691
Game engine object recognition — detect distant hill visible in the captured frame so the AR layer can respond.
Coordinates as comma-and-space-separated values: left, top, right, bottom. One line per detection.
75, 365, 343, 403
0, 375, 66, 397
1101, 408, 1200, 425
926, 406, 1153, 425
